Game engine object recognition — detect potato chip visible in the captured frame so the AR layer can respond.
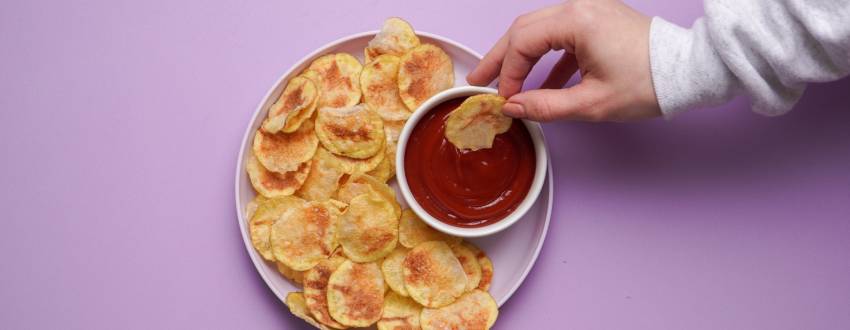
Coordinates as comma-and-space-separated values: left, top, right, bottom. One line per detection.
324, 140, 386, 174
337, 192, 399, 262
296, 147, 346, 201
307, 53, 363, 109
336, 173, 401, 218
403, 241, 467, 308
398, 44, 454, 111
377, 291, 422, 330
383, 119, 406, 144
420, 290, 498, 330
271, 201, 339, 271
365, 17, 420, 62
253, 120, 319, 173
462, 242, 493, 291
327, 260, 385, 327
381, 245, 410, 297
366, 146, 394, 182
245, 195, 262, 220
361, 54, 411, 121
445, 94, 512, 151
262, 76, 319, 134
304, 251, 349, 329
300, 69, 323, 88
451, 244, 482, 292
369, 128, 398, 182
398, 209, 462, 249
249, 195, 305, 261
277, 261, 304, 286
326, 199, 348, 212
316, 104, 385, 159
246, 153, 311, 198
286, 292, 333, 330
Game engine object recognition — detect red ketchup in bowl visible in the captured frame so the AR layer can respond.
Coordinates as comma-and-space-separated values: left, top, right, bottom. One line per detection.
404, 97, 536, 227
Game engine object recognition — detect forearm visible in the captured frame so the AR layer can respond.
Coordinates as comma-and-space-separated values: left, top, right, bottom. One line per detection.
650, 0, 850, 117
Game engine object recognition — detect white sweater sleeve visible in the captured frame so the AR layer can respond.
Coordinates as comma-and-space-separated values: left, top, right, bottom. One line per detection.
649, 0, 850, 118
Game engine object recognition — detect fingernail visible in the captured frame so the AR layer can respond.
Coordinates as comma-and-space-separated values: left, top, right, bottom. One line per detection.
502, 102, 526, 118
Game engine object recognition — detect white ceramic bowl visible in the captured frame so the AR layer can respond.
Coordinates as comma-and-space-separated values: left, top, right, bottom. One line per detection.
395, 86, 549, 237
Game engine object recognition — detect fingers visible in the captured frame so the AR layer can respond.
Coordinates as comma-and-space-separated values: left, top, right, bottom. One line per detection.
497, 18, 562, 97
503, 84, 607, 122
540, 52, 578, 89
467, 4, 565, 86
467, 35, 508, 86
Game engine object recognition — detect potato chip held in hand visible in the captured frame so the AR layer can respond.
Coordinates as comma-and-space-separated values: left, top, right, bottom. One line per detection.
445, 94, 512, 151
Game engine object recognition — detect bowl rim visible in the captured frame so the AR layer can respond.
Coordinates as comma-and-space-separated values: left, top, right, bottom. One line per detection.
395, 86, 549, 237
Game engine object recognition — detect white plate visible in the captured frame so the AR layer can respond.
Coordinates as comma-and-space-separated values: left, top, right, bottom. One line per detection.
234, 31, 554, 308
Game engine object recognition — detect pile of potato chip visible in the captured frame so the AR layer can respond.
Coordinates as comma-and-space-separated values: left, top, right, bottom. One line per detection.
245, 18, 499, 329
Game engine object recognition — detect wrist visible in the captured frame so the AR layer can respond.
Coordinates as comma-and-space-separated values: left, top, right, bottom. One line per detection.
649, 17, 739, 118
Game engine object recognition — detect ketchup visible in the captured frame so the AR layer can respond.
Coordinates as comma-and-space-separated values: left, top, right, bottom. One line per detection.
404, 97, 536, 227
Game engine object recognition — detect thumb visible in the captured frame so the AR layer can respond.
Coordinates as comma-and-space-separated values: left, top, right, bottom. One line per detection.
502, 84, 605, 122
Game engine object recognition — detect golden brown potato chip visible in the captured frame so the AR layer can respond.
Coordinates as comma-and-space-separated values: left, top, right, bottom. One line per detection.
327, 260, 385, 327
381, 245, 410, 297
300, 70, 324, 93
324, 140, 386, 174
245, 195, 263, 220
377, 291, 422, 330
462, 242, 494, 291
366, 146, 394, 182
337, 192, 399, 262
249, 195, 305, 261
403, 241, 467, 308
361, 54, 411, 121
315, 104, 385, 159
445, 94, 512, 151
307, 53, 363, 109
336, 173, 401, 218
286, 292, 333, 330
296, 147, 346, 201
246, 153, 311, 198
375, 122, 401, 182
271, 201, 339, 271
326, 198, 348, 212
304, 251, 349, 329
262, 76, 319, 134
277, 261, 304, 286
253, 120, 319, 173
420, 290, 498, 330
398, 44, 454, 111
365, 17, 421, 63
398, 209, 462, 249
451, 244, 482, 292
383, 119, 406, 144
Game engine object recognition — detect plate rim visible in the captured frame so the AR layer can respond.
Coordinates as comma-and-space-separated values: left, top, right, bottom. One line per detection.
233, 30, 554, 308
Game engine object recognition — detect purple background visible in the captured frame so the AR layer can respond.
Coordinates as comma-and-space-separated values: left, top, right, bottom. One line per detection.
2, 0, 849, 329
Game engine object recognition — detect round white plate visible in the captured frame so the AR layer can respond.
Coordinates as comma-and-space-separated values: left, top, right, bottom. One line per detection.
234, 31, 554, 308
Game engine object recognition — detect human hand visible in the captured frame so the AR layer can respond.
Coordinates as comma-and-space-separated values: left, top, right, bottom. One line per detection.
467, 0, 661, 122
